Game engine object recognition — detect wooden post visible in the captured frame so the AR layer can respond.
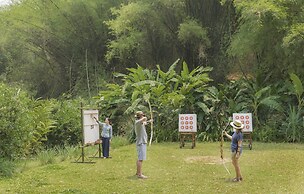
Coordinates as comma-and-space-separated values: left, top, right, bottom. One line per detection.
180, 132, 196, 149
243, 132, 253, 150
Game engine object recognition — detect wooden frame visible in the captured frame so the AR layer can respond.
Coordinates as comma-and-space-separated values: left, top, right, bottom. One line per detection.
243, 132, 253, 150
179, 132, 196, 149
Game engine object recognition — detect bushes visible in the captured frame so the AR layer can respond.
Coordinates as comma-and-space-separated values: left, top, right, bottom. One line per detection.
95, 67, 304, 143
0, 83, 37, 159
0, 83, 83, 159
46, 99, 83, 147
0, 158, 15, 177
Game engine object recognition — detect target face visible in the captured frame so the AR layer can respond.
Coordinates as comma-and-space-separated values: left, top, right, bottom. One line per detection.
233, 113, 253, 132
83, 109, 100, 145
179, 114, 197, 132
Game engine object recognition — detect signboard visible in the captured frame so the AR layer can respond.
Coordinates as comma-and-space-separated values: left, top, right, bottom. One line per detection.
179, 114, 197, 132
83, 109, 99, 145
232, 113, 253, 132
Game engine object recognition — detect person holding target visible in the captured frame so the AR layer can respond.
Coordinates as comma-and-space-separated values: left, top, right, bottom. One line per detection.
94, 117, 113, 158
223, 119, 244, 182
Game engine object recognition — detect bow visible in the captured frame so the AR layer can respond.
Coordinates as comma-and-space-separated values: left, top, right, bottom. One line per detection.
220, 120, 231, 175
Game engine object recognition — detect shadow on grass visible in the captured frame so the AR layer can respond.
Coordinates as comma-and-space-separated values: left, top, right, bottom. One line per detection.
127, 175, 148, 180
218, 177, 242, 183
127, 175, 138, 180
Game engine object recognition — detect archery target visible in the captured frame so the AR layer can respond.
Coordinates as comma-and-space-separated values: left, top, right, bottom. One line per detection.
83, 109, 100, 145
232, 113, 253, 132
179, 114, 197, 132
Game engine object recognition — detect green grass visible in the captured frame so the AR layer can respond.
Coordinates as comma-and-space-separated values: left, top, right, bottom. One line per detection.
0, 142, 304, 194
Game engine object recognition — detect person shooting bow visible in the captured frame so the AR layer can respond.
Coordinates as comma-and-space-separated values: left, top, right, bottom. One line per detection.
223, 119, 244, 182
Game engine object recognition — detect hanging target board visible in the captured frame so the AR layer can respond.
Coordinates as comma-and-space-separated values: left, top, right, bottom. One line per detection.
82, 109, 100, 145
232, 113, 253, 132
178, 114, 197, 132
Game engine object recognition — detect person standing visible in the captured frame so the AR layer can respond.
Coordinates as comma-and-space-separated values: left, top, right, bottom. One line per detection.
134, 111, 151, 179
223, 119, 244, 182
94, 117, 112, 158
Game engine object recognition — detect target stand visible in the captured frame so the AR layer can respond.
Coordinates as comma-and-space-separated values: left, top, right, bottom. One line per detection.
74, 103, 100, 163
178, 114, 197, 149
74, 144, 95, 164
243, 132, 253, 150
179, 132, 196, 149
89, 140, 104, 159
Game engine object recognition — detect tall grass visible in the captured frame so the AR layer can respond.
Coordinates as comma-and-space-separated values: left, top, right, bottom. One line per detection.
36, 149, 56, 165
0, 158, 15, 177
0, 136, 130, 178
110, 136, 130, 149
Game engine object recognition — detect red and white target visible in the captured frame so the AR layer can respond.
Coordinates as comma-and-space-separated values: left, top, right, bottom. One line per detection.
179, 114, 197, 132
233, 113, 253, 132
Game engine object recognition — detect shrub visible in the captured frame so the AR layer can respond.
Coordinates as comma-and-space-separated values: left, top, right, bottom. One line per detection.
110, 136, 130, 149
0, 83, 34, 159
46, 99, 83, 147
0, 158, 15, 177
36, 149, 56, 165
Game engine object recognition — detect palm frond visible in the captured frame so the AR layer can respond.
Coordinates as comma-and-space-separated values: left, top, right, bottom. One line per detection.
290, 73, 303, 98
255, 86, 270, 99
259, 96, 283, 112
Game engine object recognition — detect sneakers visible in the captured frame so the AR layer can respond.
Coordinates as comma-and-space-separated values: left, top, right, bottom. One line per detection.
232, 177, 243, 182
137, 174, 148, 179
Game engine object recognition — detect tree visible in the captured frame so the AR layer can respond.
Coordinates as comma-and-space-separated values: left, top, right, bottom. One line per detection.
227, 0, 304, 83
0, 0, 125, 98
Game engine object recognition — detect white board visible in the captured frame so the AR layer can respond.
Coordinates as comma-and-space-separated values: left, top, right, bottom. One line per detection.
232, 113, 253, 132
83, 109, 99, 145
179, 114, 197, 132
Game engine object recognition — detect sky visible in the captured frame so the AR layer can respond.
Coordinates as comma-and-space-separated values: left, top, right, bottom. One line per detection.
0, 0, 10, 6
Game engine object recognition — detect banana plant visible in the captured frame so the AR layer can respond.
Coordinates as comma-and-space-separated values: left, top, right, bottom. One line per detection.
122, 65, 163, 145
282, 73, 304, 142
289, 73, 304, 109
95, 60, 214, 143
228, 78, 282, 127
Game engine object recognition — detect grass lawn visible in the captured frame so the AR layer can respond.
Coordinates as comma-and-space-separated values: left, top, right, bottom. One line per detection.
0, 142, 304, 194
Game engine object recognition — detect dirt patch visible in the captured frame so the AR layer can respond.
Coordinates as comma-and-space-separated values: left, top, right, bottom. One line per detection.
185, 156, 230, 164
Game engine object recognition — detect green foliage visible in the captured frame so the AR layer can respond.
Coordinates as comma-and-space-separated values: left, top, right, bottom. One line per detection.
110, 136, 130, 149
0, 83, 85, 159
0, 83, 33, 159
0, 0, 303, 100
0, 0, 124, 98
46, 99, 83, 147
36, 149, 56, 166
177, 18, 211, 60
0, 158, 15, 177
289, 73, 304, 108
27, 99, 57, 154
282, 106, 303, 142
105, 0, 186, 67
96, 60, 214, 142
229, 0, 304, 82
0, 0, 303, 145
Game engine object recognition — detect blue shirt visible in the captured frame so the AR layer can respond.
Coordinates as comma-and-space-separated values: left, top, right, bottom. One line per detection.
97, 121, 112, 139
231, 131, 243, 153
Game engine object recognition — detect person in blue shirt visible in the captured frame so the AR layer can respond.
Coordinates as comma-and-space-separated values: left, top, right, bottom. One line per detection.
224, 119, 244, 182
94, 117, 113, 158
